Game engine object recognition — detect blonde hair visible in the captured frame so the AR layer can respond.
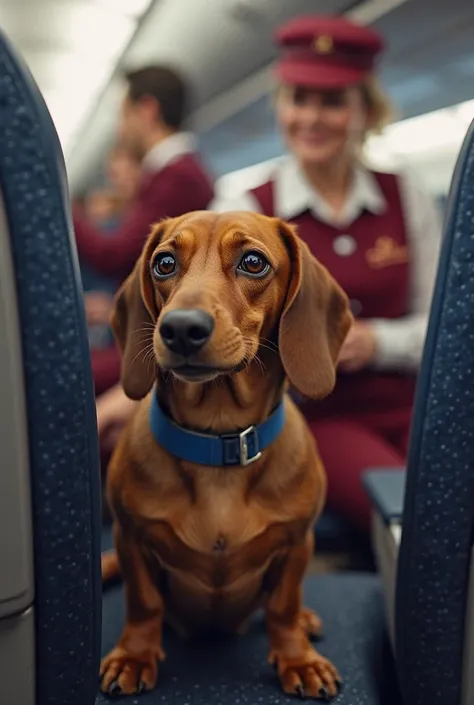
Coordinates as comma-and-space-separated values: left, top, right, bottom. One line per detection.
359, 75, 394, 136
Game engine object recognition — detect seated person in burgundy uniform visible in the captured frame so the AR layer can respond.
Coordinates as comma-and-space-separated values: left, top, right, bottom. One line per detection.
211, 15, 442, 532
74, 66, 214, 401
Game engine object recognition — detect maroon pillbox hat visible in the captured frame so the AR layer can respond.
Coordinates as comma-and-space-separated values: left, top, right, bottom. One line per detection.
275, 15, 385, 89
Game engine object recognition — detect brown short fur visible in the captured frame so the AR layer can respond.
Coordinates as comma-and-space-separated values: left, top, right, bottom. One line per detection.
100, 211, 352, 699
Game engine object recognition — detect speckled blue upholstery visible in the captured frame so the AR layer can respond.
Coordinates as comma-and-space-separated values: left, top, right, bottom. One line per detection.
0, 29, 102, 705
100, 573, 400, 705
396, 118, 474, 705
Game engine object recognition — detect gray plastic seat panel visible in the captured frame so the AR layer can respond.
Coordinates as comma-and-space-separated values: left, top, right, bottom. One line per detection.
0, 607, 35, 705
0, 192, 34, 618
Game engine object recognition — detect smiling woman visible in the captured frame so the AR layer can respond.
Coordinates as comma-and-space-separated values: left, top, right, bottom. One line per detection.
211, 13, 443, 533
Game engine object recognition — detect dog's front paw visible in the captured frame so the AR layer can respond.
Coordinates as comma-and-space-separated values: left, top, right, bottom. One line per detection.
100, 644, 166, 696
269, 647, 341, 700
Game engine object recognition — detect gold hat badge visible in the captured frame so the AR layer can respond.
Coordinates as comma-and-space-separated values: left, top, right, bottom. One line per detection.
313, 35, 334, 54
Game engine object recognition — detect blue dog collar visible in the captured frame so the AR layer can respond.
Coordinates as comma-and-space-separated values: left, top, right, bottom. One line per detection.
149, 393, 285, 467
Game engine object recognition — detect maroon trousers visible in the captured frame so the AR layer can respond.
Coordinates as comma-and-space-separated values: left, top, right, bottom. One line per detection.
307, 407, 410, 532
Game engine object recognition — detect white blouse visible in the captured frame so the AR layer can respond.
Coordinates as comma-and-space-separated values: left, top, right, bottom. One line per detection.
210, 158, 443, 373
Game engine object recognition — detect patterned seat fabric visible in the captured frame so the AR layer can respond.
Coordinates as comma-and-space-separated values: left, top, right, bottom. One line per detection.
396, 118, 474, 705
0, 29, 102, 705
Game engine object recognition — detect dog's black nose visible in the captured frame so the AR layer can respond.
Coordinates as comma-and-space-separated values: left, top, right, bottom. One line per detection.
159, 309, 214, 356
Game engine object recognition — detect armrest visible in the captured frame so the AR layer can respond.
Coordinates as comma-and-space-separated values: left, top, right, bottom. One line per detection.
363, 469, 406, 651
363, 469, 406, 525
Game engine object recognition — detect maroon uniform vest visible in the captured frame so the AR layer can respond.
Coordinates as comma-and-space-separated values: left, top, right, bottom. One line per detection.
251, 171, 416, 421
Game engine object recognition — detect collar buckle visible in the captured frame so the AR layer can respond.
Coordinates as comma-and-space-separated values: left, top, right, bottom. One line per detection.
239, 425, 262, 466
221, 425, 262, 466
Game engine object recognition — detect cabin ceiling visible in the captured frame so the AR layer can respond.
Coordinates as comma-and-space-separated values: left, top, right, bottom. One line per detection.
1, 0, 473, 192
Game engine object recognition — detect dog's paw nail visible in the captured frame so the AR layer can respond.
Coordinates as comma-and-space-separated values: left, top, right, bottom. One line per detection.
138, 680, 147, 693
108, 680, 122, 696
296, 684, 306, 699
319, 686, 330, 700
335, 678, 343, 689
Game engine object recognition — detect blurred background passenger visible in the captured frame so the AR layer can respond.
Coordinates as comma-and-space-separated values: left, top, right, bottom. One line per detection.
211, 14, 442, 533
73, 64, 214, 284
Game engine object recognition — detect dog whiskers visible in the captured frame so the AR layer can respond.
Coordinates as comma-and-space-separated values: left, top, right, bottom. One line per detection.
260, 336, 278, 349
135, 322, 156, 330
130, 327, 154, 352
130, 342, 155, 367
143, 347, 157, 373
240, 337, 272, 375
259, 339, 279, 356
130, 338, 154, 352
241, 335, 278, 358
253, 354, 266, 376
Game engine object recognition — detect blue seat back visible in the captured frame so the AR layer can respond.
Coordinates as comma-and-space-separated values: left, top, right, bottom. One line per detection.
0, 29, 102, 705
396, 118, 474, 705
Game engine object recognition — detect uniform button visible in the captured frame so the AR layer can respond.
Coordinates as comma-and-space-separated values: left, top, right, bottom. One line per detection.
349, 299, 363, 317
333, 234, 356, 256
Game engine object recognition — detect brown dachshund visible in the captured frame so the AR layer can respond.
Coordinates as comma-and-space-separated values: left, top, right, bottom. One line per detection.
100, 211, 353, 699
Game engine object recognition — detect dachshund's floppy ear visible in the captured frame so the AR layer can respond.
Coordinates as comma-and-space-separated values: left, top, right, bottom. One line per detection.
110, 226, 163, 400
278, 220, 353, 400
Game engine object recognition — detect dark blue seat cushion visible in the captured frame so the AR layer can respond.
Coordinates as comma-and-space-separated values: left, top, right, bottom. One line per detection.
315, 508, 354, 544
98, 573, 400, 704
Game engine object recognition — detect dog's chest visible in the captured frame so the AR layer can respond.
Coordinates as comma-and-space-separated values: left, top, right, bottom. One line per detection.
176, 483, 268, 555
142, 479, 300, 590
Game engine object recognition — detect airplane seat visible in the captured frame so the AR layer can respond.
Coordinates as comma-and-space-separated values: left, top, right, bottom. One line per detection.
364, 116, 474, 705
0, 29, 101, 705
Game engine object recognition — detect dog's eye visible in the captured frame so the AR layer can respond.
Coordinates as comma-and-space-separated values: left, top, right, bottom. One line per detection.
238, 251, 270, 277
153, 252, 177, 278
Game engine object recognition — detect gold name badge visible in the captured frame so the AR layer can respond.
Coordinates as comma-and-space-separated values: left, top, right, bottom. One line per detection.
366, 236, 408, 269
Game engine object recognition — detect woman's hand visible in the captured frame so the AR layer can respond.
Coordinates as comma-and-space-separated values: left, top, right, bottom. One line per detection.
96, 384, 137, 451
85, 292, 114, 326
338, 321, 376, 373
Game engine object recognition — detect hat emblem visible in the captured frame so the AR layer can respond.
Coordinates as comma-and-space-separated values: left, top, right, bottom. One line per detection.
313, 34, 334, 54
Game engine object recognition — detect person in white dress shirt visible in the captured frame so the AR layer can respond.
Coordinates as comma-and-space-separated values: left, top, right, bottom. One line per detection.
211, 14, 442, 532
